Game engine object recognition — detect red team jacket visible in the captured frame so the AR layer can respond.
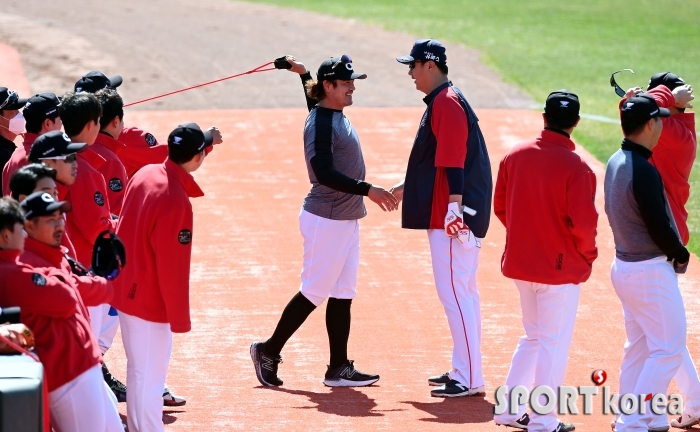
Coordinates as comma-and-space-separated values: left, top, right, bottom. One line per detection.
111, 159, 203, 333
64, 148, 118, 266
494, 129, 598, 284
118, 127, 169, 179
645, 86, 696, 245
1, 132, 39, 196
0, 246, 104, 392
92, 132, 128, 215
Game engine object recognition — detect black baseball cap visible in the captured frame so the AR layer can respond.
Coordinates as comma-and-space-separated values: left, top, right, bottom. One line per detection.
544, 90, 580, 124
396, 39, 447, 65
74, 70, 123, 93
647, 72, 686, 91
29, 130, 88, 161
0, 87, 28, 111
620, 93, 671, 123
316, 55, 367, 82
168, 123, 213, 156
23, 93, 61, 123
20, 191, 72, 219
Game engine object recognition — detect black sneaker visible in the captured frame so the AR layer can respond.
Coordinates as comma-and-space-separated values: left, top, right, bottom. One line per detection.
102, 362, 127, 403
428, 372, 451, 386
495, 413, 530, 430
323, 360, 379, 387
552, 421, 575, 432
250, 342, 283, 386
430, 379, 486, 398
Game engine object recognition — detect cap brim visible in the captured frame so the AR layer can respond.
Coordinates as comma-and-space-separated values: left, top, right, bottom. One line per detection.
108, 75, 123, 88
350, 73, 367, 80
396, 55, 414, 64
5, 98, 28, 110
37, 200, 72, 217
67, 143, 89, 153
658, 107, 672, 118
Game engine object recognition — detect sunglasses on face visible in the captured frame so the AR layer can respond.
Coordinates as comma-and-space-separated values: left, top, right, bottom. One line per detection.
408, 60, 423, 70
0, 90, 18, 110
40, 154, 78, 163
610, 69, 635, 98
331, 54, 353, 70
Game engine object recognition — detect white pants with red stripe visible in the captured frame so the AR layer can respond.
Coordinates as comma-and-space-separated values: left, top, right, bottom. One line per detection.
120, 312, 172, 432
612, 257, 686, 432
49, 364, 122, 432
427, 229, 483, 389
493, 280, 580, 432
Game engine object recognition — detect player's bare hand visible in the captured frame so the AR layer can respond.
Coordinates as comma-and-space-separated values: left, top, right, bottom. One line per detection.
208, 126, 223, 145
673, 84, 694, 109
389, 182, 404, 202
368, 185, 399, 212
623, 87, 643, 101
285, 56, 308, 75
0, 324, 34, 351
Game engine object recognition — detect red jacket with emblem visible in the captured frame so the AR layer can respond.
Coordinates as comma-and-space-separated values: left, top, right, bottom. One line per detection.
92, 132, 128, 215
2, 133, 38, 196
494, 129, 598, 284
64, 148, 118, 266
111, 159, 203, 333
118, 127, 169, 178
0, 249, 102, 392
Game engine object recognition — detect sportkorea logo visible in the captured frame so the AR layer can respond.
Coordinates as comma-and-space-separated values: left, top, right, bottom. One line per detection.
109, 178, 123, 192
178, 229, 192, 245
94, 192, 105, 206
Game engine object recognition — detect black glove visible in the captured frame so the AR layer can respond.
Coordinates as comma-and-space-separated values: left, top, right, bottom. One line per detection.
92, 230, 126, 280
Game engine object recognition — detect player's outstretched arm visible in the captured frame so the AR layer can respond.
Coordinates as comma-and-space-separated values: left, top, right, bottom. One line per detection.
284, 55, 316, 112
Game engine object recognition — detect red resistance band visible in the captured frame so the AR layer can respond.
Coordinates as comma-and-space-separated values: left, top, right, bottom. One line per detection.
123, 62, 276, 108
0, 333, 50, 432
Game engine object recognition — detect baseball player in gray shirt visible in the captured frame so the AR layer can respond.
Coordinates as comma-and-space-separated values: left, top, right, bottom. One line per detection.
250, 55, 398, 388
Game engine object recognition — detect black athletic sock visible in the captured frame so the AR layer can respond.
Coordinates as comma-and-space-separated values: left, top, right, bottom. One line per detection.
264, 292, 317, 357
326, 297, 352, 369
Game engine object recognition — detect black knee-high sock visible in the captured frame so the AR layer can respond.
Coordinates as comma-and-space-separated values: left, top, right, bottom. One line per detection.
264, 292, 317, 357
326, 298, 352, 369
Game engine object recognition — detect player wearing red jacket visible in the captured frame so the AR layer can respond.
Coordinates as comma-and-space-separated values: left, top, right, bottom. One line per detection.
2, 92, 62, 196
0, 195, 121, 432
493, 91, 596, 432
111, 122, 221, 432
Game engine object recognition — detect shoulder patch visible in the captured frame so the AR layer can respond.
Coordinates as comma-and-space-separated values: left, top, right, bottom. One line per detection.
109, 178, 123, 192
94, 191, 105, 206
178, 229, 192, 245
145, 133, 157, 147
32, 273, 47, 286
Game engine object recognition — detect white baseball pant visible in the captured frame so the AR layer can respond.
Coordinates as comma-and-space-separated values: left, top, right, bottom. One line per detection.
87, 304, 104, 345
98, 306, 120, 354
493, 280, 579, 432
611, 256, 685, 432
427, 229, 483, 389
49, 364, 122, 432
298, 210, 359, 306
119, 311, 172, 432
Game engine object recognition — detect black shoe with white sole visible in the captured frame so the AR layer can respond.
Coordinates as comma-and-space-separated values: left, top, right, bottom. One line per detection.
495, 413, 530, 430
430, 379, 486, 398
552, 421, 575, 432
323, 360, 379, 387
250, 342, 283, 386
428, 372, 451, 386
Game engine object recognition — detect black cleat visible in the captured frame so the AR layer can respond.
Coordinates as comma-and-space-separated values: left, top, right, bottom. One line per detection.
430, 379, 484, 398
495, 413, 530, 430
102, 362, 127, 403
323, 360, 379, 387
552, 421, 576, 432
428, 372, 451, 386
250, 342, 283, 386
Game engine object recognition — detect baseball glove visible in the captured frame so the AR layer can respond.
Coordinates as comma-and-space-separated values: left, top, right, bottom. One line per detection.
0, 323, 35, 354
92, 230, 127, 280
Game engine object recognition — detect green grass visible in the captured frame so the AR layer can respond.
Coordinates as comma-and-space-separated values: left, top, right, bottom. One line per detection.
246, 0, 700, 252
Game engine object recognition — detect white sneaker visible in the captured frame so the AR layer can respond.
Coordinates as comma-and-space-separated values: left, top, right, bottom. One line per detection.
671, 413, 700, 428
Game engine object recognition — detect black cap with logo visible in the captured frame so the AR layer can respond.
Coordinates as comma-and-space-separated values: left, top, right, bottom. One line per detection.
316, 55, 367, 82
0, 87, 28, 111
396, 39, 447, 65
647, 72, 685, 91
544, 90, 580, 124
620, 93, 671, 124
20, 191, 72, 219
74, 70, 123, 93
23, 93, 61, 123
28, 130, 88, 161
168, 123, 214, 158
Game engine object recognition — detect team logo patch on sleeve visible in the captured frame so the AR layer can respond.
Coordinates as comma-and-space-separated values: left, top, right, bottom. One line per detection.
109, 178, 123, 192
94, 192, 105, 206
32, 273, 47, 286
178, 229, 192, 245
145, 133, 157, 147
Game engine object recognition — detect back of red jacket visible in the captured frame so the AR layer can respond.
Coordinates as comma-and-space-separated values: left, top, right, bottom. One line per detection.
92, 133, 128, 215
494, 129, 598, 285
112, 159, 203, 333
1, 133, 38, 197
118, 127, 169, 179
